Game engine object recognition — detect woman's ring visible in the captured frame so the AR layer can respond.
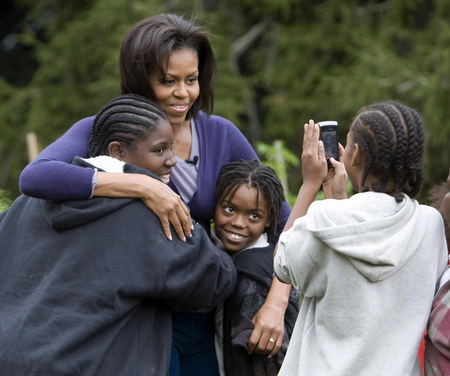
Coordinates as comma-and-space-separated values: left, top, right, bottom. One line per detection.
269, 337, 275, 343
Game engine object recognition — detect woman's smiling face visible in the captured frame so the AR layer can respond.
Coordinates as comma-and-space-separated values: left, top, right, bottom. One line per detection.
148, 48, 200, 127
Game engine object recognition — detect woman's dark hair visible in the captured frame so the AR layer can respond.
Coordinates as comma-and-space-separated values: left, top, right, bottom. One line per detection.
120, 14, 215, 120
214, 159, 285, 242
89, 94, 168, 157
350, 100, 425, 202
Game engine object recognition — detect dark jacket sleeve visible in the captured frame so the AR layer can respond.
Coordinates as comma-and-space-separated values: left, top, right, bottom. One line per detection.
109, 200, 236, 312
159, 222, 237, 312
222, 246, 299, 376
34, 159, 236, 314
39, 190, 237, 315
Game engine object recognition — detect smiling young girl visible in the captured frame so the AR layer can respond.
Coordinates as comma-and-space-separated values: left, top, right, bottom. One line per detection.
85, 93, 176, 182
213, 160, 299, 376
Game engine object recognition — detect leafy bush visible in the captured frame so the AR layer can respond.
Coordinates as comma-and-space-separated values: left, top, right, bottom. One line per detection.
0, 189, 12, 213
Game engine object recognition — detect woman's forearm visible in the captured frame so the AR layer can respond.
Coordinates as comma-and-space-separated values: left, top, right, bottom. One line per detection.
19, 117, 95, 200
94, 172, 156, 198
20, 161, 95, 200
95, 172, 192, 241
265, 276, 292, 310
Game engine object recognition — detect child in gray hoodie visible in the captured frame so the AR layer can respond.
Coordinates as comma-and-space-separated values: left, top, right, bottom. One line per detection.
275, 101, 447, 376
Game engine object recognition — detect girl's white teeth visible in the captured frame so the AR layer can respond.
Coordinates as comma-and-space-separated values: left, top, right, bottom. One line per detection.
227, 231, 244, 240
160, 174, 170, 181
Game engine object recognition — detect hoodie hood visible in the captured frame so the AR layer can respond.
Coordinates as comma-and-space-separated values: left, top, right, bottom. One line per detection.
42, 157, 160, 231
305, 192, 422, 282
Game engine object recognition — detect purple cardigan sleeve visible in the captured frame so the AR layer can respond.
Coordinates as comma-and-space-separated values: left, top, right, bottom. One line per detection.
19, 117, 96, 200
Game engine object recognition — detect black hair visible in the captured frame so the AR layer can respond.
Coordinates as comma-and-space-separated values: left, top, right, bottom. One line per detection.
214, 159, 285, 242
350, 100, 425, 202
89, 94, 168, 157
120, 14, 215, 119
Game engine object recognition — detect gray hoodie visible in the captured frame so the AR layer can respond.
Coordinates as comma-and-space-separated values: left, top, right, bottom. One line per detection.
275, 192, 447, 376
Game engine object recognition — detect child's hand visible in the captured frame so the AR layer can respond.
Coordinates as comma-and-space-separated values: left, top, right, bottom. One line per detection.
301, 120, 328, 190
322, 144, 348, 199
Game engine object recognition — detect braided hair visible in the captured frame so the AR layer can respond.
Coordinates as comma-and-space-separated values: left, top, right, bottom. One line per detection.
214, 159, 285, 242
350, 100, 425, 202
89, 94, 168, 157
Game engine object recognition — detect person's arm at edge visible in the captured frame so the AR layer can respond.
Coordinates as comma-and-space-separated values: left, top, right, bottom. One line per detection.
248, 120, 335, 357
248, 121, 321, 356
247, 182, 321, 356
20, 117, 95, 200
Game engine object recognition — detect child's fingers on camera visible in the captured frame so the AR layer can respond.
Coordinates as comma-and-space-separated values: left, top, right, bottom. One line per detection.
303, 121, 316, 147
317, 140, 326, 162
329, 158, 345, 174
338, 143, 345, 157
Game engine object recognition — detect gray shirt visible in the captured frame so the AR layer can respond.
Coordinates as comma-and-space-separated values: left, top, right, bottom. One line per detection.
171, 119, 199, 203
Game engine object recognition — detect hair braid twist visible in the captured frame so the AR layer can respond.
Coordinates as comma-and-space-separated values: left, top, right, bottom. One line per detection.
89, 94, 167, 157
350, 101, 425, 201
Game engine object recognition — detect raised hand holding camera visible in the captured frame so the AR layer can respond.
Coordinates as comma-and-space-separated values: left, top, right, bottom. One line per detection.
318, 121, 339, 165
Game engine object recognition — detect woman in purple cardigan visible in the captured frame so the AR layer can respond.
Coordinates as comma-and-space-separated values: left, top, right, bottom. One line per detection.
19, 14, 292, 376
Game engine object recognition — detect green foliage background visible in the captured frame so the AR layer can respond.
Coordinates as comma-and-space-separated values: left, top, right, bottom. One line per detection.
1, 0, 449, 203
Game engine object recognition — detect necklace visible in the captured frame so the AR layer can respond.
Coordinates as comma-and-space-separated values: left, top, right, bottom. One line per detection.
173, 123, 185, 155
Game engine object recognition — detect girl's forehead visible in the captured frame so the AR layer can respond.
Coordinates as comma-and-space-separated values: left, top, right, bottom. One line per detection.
223, 184, 268, 206
223, 183, 253, 197
153, 118, 173, 132
140, 119, 173, 142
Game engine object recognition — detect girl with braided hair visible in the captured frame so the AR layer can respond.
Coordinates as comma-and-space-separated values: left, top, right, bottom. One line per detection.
86, 93, 175, 183
18, 14, 292, 375
274, 101, 447, 375
0, 94, 236, 376
212, 160, 299, 376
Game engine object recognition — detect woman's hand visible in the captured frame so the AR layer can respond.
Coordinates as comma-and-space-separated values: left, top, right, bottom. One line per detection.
94, 172, 192, 241
322, 144, 348, 200
141, 181, 193, 241
248, 302, 285, 357
247, 278, 291, 357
